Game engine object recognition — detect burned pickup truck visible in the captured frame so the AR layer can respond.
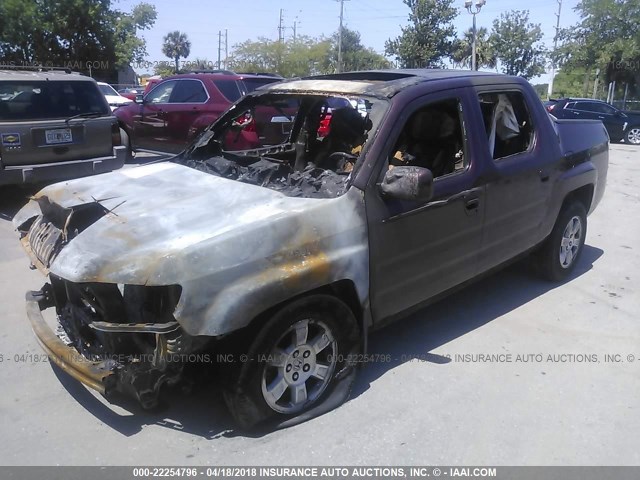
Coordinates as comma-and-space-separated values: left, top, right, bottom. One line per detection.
14, 70, 608, 429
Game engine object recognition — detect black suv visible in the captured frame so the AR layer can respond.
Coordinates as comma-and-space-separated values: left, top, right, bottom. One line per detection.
548, 97, 640, 145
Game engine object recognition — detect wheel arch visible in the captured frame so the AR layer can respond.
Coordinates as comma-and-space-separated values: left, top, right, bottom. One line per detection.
562, 183, 595, 214
219, 279, 365, 349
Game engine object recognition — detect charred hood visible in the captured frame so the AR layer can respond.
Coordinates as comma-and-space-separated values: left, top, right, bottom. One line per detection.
14, 162, 341, 285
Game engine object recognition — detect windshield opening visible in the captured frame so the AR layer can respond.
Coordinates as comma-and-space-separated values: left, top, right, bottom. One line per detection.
176, 92, 387, 198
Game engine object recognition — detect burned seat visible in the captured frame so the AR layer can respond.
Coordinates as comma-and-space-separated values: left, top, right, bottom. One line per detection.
392, 109, 459, 177
312, 106, 370, 171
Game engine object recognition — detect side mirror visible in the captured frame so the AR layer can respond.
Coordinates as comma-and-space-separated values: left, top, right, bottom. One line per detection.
379, 166, 434, 202
134, 94, 144, 104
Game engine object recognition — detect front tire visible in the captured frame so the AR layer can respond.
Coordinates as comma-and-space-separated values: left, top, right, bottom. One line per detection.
626, 126, 640, 145
535, 201, 587, 281
223, 295, 359, 429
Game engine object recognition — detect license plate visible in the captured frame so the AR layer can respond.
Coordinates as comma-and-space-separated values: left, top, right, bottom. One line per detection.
45, 128, 73, 144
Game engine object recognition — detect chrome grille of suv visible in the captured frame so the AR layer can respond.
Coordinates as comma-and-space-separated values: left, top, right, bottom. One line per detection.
27, 216, 63, 267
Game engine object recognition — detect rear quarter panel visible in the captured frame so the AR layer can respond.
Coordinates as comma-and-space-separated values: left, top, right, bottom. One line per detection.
552, 118, 609, 215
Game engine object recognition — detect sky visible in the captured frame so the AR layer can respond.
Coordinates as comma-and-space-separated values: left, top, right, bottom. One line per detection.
115, 0, 582, 83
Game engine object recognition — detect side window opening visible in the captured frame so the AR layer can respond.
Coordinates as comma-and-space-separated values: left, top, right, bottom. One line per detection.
389, 98, 466, 179
213, 80, 242, 103
170, 80, 208, 103
478, 91, 533, 160
145, 80, 176, 104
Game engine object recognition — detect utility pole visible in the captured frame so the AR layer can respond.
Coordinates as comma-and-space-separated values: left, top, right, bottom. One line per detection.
336, 0, 349, 73
278, 9, 284, 43
592, 68, 600, 99
547, 0, 562, 99
225, 29, 228, 69
217, 30, 222, 69
291, 11, 301, 43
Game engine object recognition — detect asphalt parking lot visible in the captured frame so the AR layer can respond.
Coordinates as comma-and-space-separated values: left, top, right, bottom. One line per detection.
0, 144, 638, 466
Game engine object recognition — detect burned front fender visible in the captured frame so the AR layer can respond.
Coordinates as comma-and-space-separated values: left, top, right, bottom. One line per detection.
172, 187, 369, 336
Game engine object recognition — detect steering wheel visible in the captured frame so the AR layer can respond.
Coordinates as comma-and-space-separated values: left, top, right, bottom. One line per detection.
328, 152, 358, 173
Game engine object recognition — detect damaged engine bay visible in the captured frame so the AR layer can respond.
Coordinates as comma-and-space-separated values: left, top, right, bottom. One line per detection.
16, 196, 208, 409
174, 92, 383, 198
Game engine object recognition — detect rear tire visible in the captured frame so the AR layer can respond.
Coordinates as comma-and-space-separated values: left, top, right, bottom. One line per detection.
223, 295, 359, 429
534, 201, 587, 281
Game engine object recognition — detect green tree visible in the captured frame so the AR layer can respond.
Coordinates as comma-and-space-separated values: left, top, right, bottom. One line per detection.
162, 31, 191, 73
330, 27, 390, 72
385, 0, 458, 68
531, 83, 549, 99
229, 36, 332, 78
490, 10, 546, 79
552, 68, 601, 98
182, 58, 216, 72
0, 0, 45, 63
153, 63, 177, 77
451, 27, 496, 70
0, 0, 157, 78
0, 0, 115, 66
113, 2, 157, 68
555, 0, 640, 94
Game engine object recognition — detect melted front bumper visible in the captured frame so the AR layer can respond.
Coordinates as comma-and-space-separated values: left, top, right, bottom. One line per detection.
26, 289, 116, 395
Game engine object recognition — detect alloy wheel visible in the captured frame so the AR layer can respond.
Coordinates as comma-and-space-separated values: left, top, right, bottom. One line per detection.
627, 128, 640, 145
261, 318, 338, 414
559, 215, 583, 269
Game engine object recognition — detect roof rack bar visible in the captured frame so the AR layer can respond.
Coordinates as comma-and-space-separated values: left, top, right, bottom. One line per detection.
237, 72, 284, 78
0, 65, 75, 74
190, 69, 236, 75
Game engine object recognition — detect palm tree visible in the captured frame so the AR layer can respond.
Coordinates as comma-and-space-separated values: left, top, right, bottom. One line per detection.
452, 27, 496, 70
162, 31, 191, 73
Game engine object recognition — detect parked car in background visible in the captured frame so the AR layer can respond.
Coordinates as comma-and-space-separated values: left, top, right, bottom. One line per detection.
548, 97, 640, 144
97, 82, 132, 111
143, 76, 162, 95
117, 87, 143, 101
114, 71, 283, 156
543, 99, 558, 112
15, 69, 607, 429
0, 68, 125, 185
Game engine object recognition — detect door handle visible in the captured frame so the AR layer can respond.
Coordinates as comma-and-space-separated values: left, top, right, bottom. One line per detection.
539, 169, 551, 182
464, 198, 480, 215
